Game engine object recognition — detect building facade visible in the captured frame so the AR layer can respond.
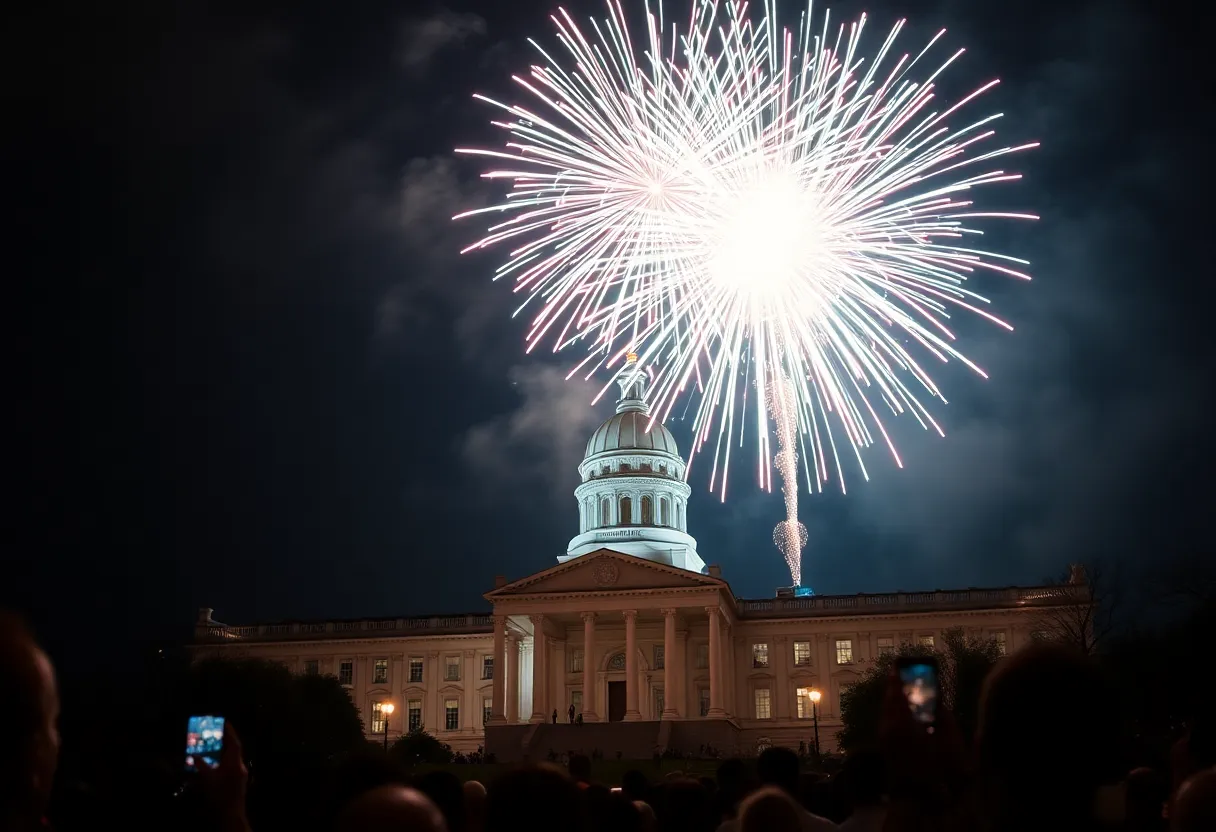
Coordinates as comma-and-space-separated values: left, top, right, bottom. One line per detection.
194, 356, 1082, 757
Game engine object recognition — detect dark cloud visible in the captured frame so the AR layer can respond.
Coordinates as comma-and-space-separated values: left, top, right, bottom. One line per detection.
399, 11, 488, 72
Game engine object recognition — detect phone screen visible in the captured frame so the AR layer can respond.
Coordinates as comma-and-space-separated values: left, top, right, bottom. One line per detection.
185, 715, 225, 772
898, 661, 939, 727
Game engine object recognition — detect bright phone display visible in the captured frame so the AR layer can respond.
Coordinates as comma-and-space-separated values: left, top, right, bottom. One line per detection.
185, 715, 225, 772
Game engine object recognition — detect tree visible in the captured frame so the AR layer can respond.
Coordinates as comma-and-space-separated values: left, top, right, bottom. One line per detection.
390, 727, 453, 767
837, 628, 1002, 752
1030, 560, 1123, 655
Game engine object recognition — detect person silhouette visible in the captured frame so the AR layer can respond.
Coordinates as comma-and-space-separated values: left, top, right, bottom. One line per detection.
552, 709, 558, 724
568, 704, 575, 724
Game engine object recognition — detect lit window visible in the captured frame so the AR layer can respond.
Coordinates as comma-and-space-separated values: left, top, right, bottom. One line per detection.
444, 699, 460, 731
695, 643, 709, 669
445, 656, 461, 681
483, 698, 492, 726
600, 498, 611, 526
373, 658, 389, 684
752, 643, 769, 668
754, 688, 772, 719
641, 495, 653, 524
620, 496, 632, 524
303, 659, 319, 675
877, 637, 894, 656
793, 641, 811, 666
654, 645, 665, 670
408, 699, 422, 731
482, 656, 494, 679
408, 658, 423, 683
918, 635, 935, 649
659, 497, 670, 526
993, 631, 1007, 656
339, 660, 354, 686
699, 688, 710, 717
371, 701, 387, 733
570, 648, 584, 673
835, 639, 854, 665
796, 687, 819, 719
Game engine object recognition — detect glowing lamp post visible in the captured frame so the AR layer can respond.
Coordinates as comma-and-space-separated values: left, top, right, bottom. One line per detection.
809, 689, 822, 761
380, 702, 395, 751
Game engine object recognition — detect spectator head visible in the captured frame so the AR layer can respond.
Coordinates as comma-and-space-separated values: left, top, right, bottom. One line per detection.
0, 612, 59, 828
838, 749, 885, 809
634, 800, 656, 832
487, 764, 586, 832
976, 643, 1120, 824
756, 747, 801, 797
1172, 767, 1216, 832
651, 777, 716, 832
621, 768, 650, 802
1124, 767, 1167, 831
463, 780, 487, 832
335, 784, 446, 832
414, 770, 467, 832
738, 786, 804, 832
569, 753, 592, 785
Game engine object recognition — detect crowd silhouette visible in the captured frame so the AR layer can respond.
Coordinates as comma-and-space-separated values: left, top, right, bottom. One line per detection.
3, 610, 1214, 832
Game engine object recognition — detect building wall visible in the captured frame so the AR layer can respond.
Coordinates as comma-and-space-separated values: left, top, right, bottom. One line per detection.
196, 606, 1031, 755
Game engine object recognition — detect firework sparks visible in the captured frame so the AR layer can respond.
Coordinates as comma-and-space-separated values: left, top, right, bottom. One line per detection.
456, 0, 1035, 586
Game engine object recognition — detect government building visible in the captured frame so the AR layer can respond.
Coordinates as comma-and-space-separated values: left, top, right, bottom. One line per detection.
194, 357, 1083, 759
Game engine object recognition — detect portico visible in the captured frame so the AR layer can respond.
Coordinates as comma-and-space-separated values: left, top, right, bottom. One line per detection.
485, 550, 737, 725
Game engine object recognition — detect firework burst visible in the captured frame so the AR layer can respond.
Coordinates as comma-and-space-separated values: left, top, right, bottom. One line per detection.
456, 0, 1036, 585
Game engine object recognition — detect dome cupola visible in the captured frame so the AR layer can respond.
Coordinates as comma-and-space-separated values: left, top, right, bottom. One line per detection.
561, 354, 705, 573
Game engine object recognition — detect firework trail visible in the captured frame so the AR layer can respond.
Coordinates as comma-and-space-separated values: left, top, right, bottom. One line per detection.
456, 0, 1035, 586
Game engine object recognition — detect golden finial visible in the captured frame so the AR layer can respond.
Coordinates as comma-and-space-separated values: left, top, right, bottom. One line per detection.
626, 352, 639, 364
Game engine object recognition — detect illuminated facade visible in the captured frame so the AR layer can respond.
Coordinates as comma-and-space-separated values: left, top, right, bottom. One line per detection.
194, 362, 1083, 756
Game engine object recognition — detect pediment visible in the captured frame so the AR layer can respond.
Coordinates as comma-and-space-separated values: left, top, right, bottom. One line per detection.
486, 549, 723, 598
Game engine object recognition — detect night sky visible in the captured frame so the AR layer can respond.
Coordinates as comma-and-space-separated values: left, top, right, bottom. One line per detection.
10, 0, 1212, 668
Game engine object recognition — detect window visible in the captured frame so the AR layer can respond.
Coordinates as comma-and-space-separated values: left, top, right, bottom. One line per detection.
600, 498, 611, 526
620, 463, 631, 472
303, 659, 319, 675
835, 639, 854, 665
608, 652, 626, 671
877, 637, 895, 656
639, 462, 652, 472
653, 645, 665, 670
408, 658, 423, 683
408, 699, 423, 732
793, 641, 811, 667
571, 690, 583, 716
444, 699, 460, 731
754, 688, 772, 719
445, 656, 461, 681
570, 648, 584, 673
918, 635, 935, 649
752, 643, 769, 668
339, 659, 354, 686
659, 497, 670, 526
695, 643, 709, 669
641, 495, 653, 524
620, 496, 632, 524
373, 658, 389, 684
993, 631, 1007, 656
483, 698, 492, 726
371, 701, 387, 733
658, 463, 667, 476
796, 687, 818, 719
699, 688, 711, 717
482, 656, 494, 680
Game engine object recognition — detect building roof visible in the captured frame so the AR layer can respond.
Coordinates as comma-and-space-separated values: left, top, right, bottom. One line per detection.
584, 408, 681, 458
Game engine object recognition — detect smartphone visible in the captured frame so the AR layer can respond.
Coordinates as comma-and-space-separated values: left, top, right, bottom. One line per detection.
185, 715, 225, 772
895, 657, 939, 730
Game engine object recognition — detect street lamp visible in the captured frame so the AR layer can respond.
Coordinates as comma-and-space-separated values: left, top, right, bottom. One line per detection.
380, 702, 395, 751
808, 689, 822, 761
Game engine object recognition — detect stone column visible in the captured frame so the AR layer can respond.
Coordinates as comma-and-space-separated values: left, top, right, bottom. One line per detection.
623, 610, 641, 720
581, 612, 599, 722
507, 634, 521, 723
530, 615, 547, 723
425, 652, 439, 733
677, 627, 689, 717
706, 606, 726, 717
661, 608, 679, 719
774, 635, 790, 719
490, 616, 507, 724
